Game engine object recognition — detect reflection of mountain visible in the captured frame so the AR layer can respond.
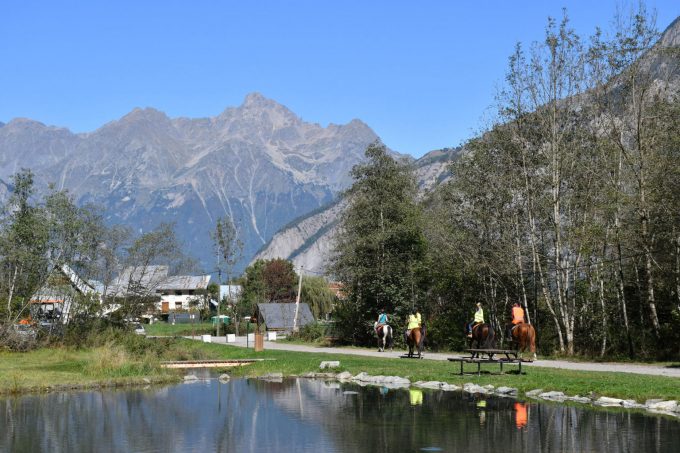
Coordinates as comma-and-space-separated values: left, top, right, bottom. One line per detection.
1, 379, 679, 452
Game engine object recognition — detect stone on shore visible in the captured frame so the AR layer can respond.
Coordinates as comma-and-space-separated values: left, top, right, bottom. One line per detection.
565, 395, 591, 404
525, 389, 544, 398
622, 400, 645, 409
495, 386, 518, 396
351, 372, 410, 387
463, 383, 490, 394
595, 396, 625, 407
647, 400, 678, 412
336, 371, 353, 380
539, 391, 566, 402
320, 361, 340, 369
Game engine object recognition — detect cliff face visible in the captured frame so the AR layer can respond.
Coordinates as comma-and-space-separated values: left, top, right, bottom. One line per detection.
252, 147, 461, 272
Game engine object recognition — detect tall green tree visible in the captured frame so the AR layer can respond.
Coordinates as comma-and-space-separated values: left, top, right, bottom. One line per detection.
331, 142, 426, 343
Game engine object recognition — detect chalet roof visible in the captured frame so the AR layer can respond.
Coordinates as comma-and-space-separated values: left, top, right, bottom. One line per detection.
157, 275, 210, 291
255, 303, 315, 331
108, 265, 169, 296
30, 263, 97, 303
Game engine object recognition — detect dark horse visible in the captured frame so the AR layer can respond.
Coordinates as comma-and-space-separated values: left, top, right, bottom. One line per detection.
374, 322, 393, 352
467, 323, 496, 358
509, 323, 537, 360
406, 325, 425, 358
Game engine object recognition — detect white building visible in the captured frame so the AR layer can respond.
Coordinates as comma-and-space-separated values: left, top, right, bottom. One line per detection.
107, 266, 211, 313
156, 275, 211, 312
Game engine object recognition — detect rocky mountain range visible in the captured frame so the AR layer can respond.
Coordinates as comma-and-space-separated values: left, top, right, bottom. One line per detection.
253, 147, 459, 272
0, 93, 388, 271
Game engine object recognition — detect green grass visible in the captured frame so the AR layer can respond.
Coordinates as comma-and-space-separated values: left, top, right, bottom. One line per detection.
0, 347, 164, 393
144, 322, 215, 336
3, 336, 680, 403
177, 340, 680, 403
0, 336, 223, 394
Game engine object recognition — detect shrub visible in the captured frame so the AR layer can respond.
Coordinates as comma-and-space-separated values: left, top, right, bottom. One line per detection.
290, 322, 326, 342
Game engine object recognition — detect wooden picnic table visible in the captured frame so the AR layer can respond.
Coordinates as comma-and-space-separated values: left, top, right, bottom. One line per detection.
447, 349, 532, 375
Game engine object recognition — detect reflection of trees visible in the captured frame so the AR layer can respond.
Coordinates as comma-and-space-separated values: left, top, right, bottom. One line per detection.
1, 380, 679, 452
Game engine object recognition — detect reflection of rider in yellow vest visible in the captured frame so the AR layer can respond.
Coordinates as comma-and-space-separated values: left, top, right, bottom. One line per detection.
409, 388, 423, 406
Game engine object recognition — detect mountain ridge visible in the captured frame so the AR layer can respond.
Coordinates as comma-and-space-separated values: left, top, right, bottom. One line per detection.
0, 93, 387, 271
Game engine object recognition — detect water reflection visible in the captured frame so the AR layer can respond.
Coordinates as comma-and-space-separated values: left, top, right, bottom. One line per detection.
515, 402, 528, 429
1, 378, 678, 452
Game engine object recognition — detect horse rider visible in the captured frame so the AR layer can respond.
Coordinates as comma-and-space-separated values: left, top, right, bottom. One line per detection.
405, 309, 421, 340
507, 302, 526, 339
375, 308, 388, 334
467, 302, 484, 338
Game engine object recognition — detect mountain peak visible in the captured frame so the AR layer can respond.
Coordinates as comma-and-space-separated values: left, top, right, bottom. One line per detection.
240, 92, 287, 111
120, 107, 170, 123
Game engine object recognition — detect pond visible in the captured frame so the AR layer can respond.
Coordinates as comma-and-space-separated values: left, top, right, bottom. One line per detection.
1, 377, 679, 452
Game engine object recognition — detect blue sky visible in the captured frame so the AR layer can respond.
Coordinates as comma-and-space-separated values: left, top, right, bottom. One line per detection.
1, 1, 678, 157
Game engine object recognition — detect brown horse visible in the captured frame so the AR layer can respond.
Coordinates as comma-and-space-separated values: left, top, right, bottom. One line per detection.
509, 323, 537, 360
406, 325, 425, 358
468, 323, 496, 358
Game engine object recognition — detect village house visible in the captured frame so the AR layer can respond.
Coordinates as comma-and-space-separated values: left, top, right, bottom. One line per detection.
106, 265, 211, 314
157, 275, 211, 313
29, 264, 100, 325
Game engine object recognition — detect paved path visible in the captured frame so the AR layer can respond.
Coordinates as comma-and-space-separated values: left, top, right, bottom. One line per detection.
192, 335, 680, 378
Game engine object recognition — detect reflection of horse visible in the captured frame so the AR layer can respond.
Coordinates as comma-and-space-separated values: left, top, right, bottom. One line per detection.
406, 325, 425, 358
374, 322, 393, 352
509, 323, 537, 360
467, 323, 496, 358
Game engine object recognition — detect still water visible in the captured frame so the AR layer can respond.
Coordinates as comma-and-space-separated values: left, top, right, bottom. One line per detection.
1, 377, 679, 453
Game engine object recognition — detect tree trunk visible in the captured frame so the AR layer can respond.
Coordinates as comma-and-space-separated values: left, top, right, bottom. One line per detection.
597, 260, 608, 357
513, 213, 531, 324
675, 232, 680, 315
6, 265, 19, 318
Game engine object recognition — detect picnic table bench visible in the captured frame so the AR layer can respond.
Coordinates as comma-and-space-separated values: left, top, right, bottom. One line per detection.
447, 349, 532, 375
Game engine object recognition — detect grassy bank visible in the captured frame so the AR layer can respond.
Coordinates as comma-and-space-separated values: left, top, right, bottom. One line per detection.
0, 334, 221, 395
179, 341, 680, 403
3, 336, 680, 403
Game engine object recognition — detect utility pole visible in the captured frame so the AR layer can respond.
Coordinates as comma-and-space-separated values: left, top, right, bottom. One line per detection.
293, 265, 303, 332
216, 244, 222, 339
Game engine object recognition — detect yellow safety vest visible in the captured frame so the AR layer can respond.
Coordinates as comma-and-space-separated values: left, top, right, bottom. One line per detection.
474, 308, 484, 324
407, 315, 420, 330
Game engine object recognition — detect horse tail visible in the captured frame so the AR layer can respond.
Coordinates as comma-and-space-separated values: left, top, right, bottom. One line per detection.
386, 326, 393, 348
529, 325, 536, 353
487, 325, 496, 349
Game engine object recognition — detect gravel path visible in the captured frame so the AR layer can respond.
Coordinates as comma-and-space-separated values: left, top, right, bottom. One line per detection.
195, 335, 680, 378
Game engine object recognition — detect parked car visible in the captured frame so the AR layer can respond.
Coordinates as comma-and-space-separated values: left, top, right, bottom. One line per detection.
133, 323, 146, 335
